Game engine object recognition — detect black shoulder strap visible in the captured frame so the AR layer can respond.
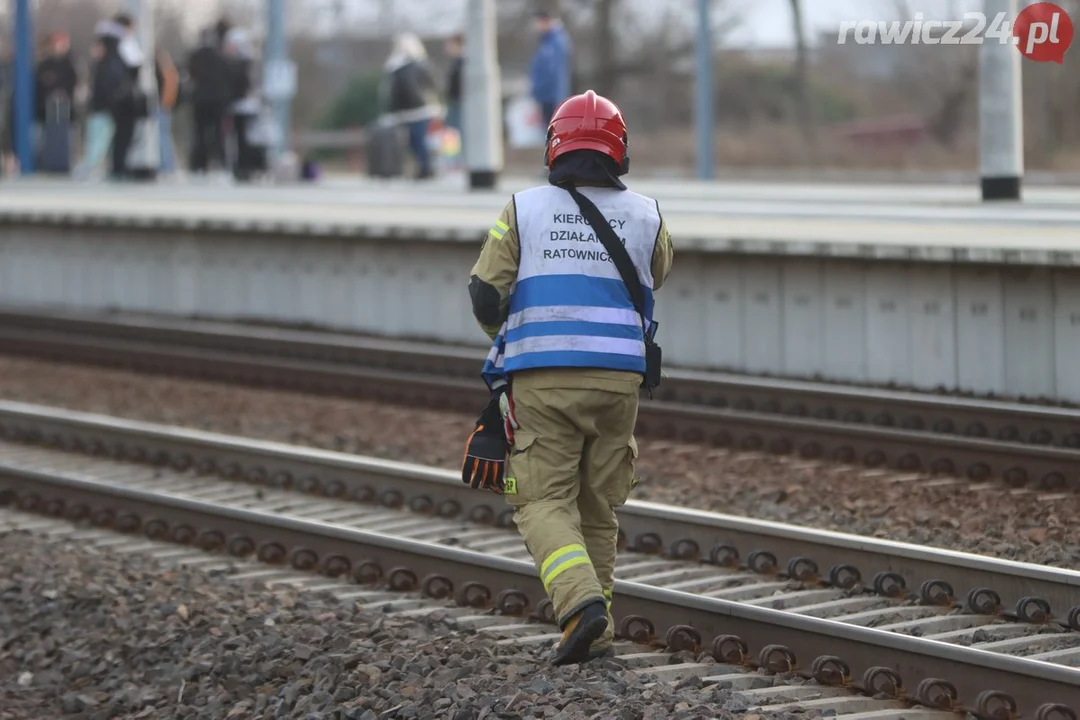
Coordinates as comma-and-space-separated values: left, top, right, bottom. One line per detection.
563, 186, 648, 330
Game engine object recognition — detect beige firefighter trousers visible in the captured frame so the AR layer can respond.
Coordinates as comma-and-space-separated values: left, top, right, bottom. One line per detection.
503, 369, 640, 646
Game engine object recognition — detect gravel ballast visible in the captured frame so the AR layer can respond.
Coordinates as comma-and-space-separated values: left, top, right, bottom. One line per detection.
0, 356, 1075, 569
0, 529, 778, 720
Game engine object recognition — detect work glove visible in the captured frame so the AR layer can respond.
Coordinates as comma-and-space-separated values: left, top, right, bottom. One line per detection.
461, 396, 507, 494
496, 386, 518, 446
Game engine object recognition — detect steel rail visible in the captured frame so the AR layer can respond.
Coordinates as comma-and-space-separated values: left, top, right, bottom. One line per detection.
6, 308, 1080, 423
1, 311, 1079, 488
4, 506, 880, 718
1, 462, 1078, 717
1, 399, 1077, 625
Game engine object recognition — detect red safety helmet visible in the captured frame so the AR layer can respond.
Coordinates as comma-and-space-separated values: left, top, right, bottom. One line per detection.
544, 90, 630, 175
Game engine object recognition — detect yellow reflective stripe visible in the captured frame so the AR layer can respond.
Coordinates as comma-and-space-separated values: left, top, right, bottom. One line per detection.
603, 589, 612, 598
540, 543, 590, 591
488, 219, 509, 240
540, 543, 586, 577
543, 556, 590, 591
603, 588, 612, 609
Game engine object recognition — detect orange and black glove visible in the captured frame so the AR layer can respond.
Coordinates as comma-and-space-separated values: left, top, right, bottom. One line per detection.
461, 396, 507, 494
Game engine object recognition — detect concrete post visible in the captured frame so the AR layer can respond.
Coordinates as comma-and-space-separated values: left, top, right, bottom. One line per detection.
978, 0, 1023, 201
263, 0, 295, 159
123, 0, 159, 180
12, 0, 35, 175
464, 0, 504, 190
695, 0, 715, 180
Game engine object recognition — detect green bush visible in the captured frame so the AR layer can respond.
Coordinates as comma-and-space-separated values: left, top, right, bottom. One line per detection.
311, 73, 382, 160
319, 72, 382, 130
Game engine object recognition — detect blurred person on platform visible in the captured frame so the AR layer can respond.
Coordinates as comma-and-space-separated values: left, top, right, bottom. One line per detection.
73, 34, 115, 180
0, 40, 11, 176
34, 31, 78, 166
109, 13, 144, 179
73, 21, 132, 181
223, 27, 259, 182
383, 32, 442, 180
529, 10, 572, 129
186, 27, 230, 175
155, 49, 180, 176
444, 32, 464, 159
35, 32, 77, 122
114, 13, 145, 71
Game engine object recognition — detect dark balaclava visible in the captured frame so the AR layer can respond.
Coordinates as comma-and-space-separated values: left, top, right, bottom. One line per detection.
548, 149, 627, 190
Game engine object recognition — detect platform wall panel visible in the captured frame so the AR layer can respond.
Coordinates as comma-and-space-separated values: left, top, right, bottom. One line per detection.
9, 226, 1080, 402
908, 265, 957, 390
822, 261, 867, 383
954, 268, 1006, 396
660, 258, 708, 369
168, 239, 198, 316
865, 263, 912, 386
1002, 267, 1055, 399
1053, 270, 1080, 403
702, 260, 743, 370
742, 259, 784, 375
346, 246, 379, 338
780, 259, 824, 378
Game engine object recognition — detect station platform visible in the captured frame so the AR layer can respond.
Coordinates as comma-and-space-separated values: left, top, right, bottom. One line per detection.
1, 178, 1079, 264
3, 178, 1080, 401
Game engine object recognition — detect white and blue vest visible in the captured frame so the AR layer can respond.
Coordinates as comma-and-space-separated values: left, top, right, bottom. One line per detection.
481, 185, 661, 387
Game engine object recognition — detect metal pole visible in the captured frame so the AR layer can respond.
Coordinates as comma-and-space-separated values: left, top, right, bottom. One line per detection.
124, 0, 159, 180
12, 0, 35, 175
263, 0, 294, 159
464, 0, 503, 190
978, 0, 1023, 201
694, 0, 714, 180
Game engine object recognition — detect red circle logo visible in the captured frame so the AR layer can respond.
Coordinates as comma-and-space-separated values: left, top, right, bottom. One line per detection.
1013, 2, 1074, 63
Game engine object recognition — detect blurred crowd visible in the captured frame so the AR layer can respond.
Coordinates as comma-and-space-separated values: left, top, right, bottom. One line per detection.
0, 7, 573, 183
0, 12, 271, 183
379, 9, 571, 180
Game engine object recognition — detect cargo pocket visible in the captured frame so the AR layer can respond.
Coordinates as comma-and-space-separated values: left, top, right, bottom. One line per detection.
504, 430, 538, 506
607, 436, 639, 508
628, 436, 639, 492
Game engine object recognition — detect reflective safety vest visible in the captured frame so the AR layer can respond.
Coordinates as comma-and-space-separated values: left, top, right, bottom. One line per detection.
492, 184, 661, 378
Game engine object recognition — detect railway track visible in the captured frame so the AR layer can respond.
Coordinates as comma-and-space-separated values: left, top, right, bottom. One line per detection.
1, 310, 1079, 491
0, 509, 997, 720
1, 401, 1079, 716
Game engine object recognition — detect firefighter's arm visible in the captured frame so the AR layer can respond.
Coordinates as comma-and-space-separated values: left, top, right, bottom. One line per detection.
469, 200, 520, 341
650, 213, 674, 291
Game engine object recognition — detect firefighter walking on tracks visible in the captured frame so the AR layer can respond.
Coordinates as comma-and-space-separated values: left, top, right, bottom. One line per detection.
461, 90, 673, 666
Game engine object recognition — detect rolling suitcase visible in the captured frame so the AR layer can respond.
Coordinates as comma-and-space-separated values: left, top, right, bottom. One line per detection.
366, 118, 404, 179
39, 93, 72, 174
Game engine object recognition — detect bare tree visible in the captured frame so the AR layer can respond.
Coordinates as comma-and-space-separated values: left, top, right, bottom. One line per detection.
788, 0, 816, 151
561, 0, 740, 101
890, 0, 977, 147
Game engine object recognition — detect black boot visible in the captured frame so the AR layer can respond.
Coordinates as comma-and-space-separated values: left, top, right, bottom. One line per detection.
551, 600, 609, 666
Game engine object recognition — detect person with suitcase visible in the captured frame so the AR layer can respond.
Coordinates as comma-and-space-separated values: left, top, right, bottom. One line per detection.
365, 115, 405, 180
34, 32, 77, 174
39, 91, 73, 174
